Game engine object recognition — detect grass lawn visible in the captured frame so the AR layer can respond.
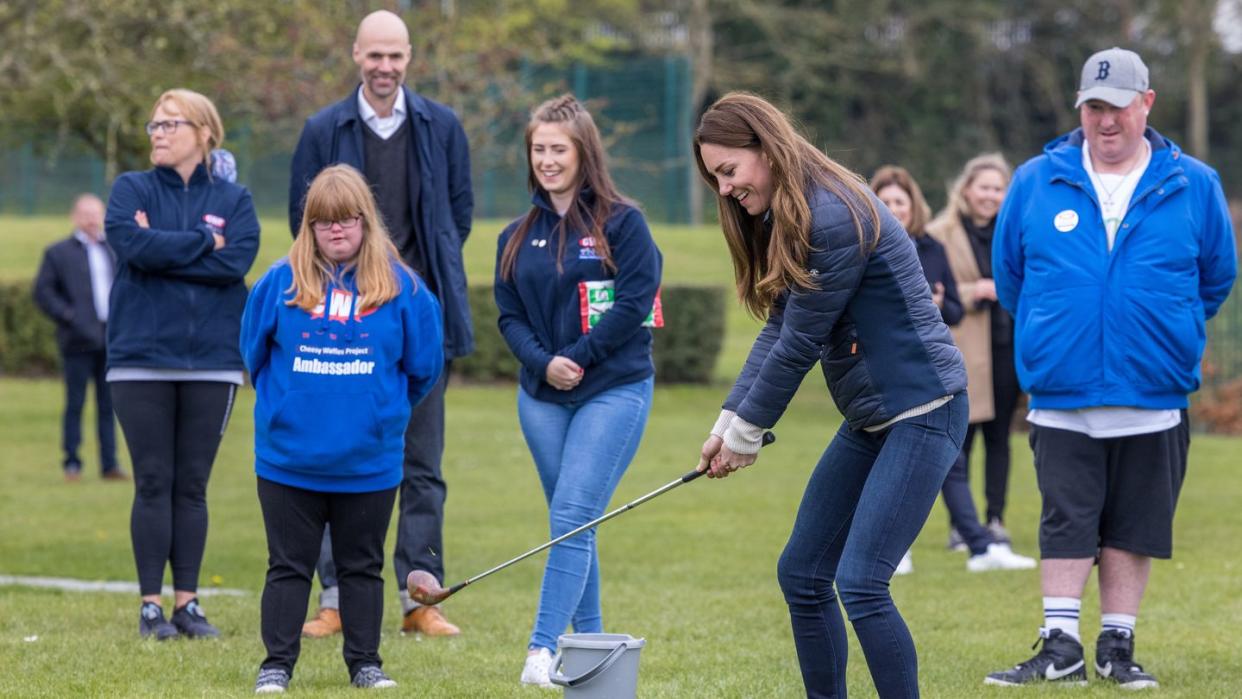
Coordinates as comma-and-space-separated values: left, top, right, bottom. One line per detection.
2, 377, 1241, 697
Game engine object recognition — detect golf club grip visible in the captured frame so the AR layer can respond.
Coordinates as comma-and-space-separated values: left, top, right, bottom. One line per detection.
683, 430, 776, 482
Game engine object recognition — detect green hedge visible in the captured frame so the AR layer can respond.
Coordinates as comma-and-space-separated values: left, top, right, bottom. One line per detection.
451, 284, 726, 384
0, 281, 60, 375
0, 280, 725, 384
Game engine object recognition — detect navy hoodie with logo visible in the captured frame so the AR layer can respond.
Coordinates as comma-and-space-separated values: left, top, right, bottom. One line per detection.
494, 192, 662, 403
241, 259, 443, 492
104, 164, 261, 371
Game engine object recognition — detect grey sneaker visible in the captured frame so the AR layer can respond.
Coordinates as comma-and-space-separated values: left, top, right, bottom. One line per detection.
139, 602, 178, 641
255, 667, 290, 694
947, 526, 968, 552
351, 665, 396, 689
987, 517, 1012, 544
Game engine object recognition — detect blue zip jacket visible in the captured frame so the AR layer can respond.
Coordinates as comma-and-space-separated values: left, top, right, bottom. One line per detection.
725, 185, 966, 432
994, 128, 1236, 409
104, 165, 260, 371
289, 86, 474, 360
240, 259, 443, 492
494, 192, 662, 403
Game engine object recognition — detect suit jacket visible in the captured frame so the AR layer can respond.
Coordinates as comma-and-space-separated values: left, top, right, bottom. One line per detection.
33, 234, 111, 353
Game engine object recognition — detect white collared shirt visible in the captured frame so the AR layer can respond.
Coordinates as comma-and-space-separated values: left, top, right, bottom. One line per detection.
357, 86, 407, 140
73, 230, 112, 322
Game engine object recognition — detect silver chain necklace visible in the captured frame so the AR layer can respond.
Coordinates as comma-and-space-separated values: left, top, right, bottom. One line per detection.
1088, 142, 1148, 209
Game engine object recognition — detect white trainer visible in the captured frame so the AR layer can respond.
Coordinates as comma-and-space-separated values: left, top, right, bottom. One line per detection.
520, 647, 557, 689
967, 543, 1037, 572
895, 550, 914, 576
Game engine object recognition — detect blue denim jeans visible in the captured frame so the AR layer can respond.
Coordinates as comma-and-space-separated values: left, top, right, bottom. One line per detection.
778, 392, 967, 699
518, 376, 654, 651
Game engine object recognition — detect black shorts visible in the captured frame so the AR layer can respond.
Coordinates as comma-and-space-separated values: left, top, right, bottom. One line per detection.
1030, 414, 1190, 559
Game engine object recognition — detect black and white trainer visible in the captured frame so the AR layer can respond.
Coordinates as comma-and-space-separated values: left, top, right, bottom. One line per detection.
984, 628, 1088, 687
255, 667, 290, 694
1095, 630, 1159, 689
351, 665, 397, 689
171, 598, 221, 639
139, 602, 179, 641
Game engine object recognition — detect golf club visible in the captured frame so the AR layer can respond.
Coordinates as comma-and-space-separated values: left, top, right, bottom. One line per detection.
407, 431, 775, 605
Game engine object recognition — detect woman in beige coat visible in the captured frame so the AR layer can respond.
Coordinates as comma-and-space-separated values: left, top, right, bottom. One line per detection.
928, 153, 1020, 544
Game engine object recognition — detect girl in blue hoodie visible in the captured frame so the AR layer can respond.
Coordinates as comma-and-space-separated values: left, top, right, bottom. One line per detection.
493, 95, 662, 688
241, 165, 443, 693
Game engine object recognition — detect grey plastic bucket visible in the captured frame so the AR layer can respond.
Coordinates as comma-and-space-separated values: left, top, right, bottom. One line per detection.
549, 633, 646, 698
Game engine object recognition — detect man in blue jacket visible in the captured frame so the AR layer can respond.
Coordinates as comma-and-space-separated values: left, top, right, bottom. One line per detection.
984, 48, 1236, 690
32, 194, 126, 482
288, 9, 473, 638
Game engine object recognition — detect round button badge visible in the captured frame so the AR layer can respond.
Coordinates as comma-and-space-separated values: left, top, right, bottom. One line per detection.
1053, 209, 1079, 233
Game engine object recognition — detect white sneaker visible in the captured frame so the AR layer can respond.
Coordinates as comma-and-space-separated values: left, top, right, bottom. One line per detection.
520, 647, 556, 689
967, 543, 1037, 572
895, 550, 914, 576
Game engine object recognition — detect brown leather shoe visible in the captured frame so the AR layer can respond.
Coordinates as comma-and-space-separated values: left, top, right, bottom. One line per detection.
401, 606, 460, 636
301, 607, 341, 638
101, 470, 130, 481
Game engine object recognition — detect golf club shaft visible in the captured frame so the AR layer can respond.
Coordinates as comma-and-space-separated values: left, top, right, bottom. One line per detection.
453, 431, 775, 591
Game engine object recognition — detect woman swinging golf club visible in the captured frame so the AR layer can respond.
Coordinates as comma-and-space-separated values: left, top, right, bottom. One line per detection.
694, 92, 968, 698
493, 94, 663, 688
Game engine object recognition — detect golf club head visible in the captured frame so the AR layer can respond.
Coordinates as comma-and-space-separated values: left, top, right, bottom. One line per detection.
407, 569, 451, 605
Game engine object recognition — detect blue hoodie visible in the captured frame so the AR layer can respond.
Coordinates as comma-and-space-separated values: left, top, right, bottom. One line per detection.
104, 164, 260, 371
994, 128, 1236, 409
494, 192, 662, 403
240, 259, 444, 492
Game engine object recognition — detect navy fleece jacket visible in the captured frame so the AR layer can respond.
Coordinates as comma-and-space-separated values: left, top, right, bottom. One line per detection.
494, 192, 662, 403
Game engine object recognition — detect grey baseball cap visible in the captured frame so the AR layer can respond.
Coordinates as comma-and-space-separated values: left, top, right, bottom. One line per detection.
1076, 47, 1149, 108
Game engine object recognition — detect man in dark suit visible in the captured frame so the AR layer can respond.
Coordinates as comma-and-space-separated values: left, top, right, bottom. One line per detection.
33, 194, 126, 481
288, 9, 472, 638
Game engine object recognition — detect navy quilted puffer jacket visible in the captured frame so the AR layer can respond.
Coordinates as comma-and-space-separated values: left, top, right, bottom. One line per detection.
724, 184, 967, 432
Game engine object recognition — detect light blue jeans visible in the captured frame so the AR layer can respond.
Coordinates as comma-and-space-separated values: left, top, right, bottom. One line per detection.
518, 376, 654, 651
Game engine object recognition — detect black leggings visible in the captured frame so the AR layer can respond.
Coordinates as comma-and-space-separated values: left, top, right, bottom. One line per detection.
963, 342, 1021, 523
257, 477, 397, 677
111, 381, 235, 595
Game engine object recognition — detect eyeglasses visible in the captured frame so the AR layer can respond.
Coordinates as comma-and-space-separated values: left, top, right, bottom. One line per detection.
311, 216, 363, 233
145, 119, 196, 136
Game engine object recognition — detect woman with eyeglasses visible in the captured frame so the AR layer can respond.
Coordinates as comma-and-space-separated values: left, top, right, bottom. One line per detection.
104, 89, 260, 640
241, 165, 443, 692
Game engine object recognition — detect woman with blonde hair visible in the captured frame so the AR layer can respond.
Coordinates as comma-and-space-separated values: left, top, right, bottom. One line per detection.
241, 165, 443, 692
928, 153, 1021, 545
491, 94, 662, 688
694, 92, 967, 698
105, 88, 259, 641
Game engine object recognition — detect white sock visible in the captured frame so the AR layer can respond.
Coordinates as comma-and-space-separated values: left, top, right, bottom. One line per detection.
1043, 596, 1081, 641
1100, 613, 1136, 637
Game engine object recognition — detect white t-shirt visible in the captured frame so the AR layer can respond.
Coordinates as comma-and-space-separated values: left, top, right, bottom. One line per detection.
1027, 139, 1179, 439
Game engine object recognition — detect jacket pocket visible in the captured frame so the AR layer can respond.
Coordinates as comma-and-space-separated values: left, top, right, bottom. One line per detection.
1119, 290, 1203, 391
264, 390, 384, 470
1016, 288, 1103, 391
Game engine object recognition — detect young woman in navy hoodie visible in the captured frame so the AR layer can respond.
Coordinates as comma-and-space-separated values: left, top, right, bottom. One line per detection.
241, 165, 443, 693
694, 93, 968, 698
104, 89, 260, 641
493, 95, 662, 688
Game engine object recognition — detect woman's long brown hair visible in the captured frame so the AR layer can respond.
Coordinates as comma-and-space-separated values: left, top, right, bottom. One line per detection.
499, 94, 632, 281
693, 92, 880, 318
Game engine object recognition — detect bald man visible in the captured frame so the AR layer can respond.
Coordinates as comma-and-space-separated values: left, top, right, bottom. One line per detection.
33, 194, 125, 482
288, 9, 473, 641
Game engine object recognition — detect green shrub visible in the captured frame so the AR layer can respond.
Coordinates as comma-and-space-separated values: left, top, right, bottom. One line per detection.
0, 280, 60, 375
451, 284, 725, 384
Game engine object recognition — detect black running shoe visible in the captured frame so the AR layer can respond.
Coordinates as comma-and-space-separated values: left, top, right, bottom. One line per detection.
139, 602, 178, 641
1095, 630, 1159, 689
351, 665, 397, 689
984, 628, 1088, 686
171, 598, 220, 639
